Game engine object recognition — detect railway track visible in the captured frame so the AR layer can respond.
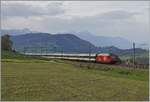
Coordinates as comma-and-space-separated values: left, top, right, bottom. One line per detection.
42, 56, 148, 69
25, 53, 148, 69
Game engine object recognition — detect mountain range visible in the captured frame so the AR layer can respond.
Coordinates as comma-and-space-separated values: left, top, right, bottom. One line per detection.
75, 31, 133, 49
1, 29, 148, 55
10, 33, 97, 53
2, 29, 147, 49
1, 28, 33, 35
9, 33, 147, 55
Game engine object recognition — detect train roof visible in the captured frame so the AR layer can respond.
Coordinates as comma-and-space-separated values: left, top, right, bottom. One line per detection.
97, 53, 110, 56
96, 53, 117, 56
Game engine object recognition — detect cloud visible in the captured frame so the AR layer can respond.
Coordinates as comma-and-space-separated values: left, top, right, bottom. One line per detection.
1, 1, 149, 43
99, 10, 139, 20
1, 2, 65, 17
36, 10, 148, 43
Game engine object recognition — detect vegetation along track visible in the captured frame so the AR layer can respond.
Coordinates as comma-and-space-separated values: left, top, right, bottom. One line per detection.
48, 57, 149, 69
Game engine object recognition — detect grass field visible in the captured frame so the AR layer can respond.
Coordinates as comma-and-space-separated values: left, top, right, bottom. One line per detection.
120, 51, 149, 64
1, 58, 149, 101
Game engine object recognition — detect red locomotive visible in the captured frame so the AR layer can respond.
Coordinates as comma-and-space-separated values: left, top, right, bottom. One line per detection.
95, 53, 120, 64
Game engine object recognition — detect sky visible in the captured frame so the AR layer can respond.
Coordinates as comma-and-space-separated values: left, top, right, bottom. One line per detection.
1, 1, 149, 43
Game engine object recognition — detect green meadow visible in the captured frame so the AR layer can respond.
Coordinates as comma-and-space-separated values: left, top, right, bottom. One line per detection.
1, 52, 149, 101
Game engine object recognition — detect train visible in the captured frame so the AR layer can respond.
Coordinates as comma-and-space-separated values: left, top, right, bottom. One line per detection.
95, 53, 121, 64
25, 52, 121, 64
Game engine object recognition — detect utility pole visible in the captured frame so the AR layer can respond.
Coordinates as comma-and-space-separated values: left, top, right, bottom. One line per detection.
54, 47, 56, 53
108, 47, 112, 54
45, 47, 47, 55
61, 48, 63, 59
89, 44, 91, 61
133, 42, 135, 68
23, 47, 26, 54
40, 47, 43, 55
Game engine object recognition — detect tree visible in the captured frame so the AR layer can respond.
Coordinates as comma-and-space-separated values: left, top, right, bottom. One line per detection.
1, 34, 13, 51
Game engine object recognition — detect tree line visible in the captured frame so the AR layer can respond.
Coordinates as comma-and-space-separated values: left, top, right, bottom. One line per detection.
1, 34, 13, 51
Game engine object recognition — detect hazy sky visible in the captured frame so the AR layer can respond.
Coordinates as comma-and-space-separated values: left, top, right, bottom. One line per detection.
1, 1, 149, 43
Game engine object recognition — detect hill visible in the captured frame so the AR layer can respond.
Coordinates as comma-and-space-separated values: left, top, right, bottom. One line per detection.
1, 28, 33, 35
99, 46, 148, 55
75, 31, 132, 49
10, 33, 97, 53
2, 29, 148, 49
10, 33, 148, 56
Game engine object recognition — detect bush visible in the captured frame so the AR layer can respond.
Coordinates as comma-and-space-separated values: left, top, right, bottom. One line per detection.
1, 34, 13, 51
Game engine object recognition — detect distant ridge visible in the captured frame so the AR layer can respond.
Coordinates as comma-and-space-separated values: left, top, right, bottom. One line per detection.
9, 33, 148, 55
75, 31, 132, 49
1, 28, 38, 35
10, 33, 97, 53
1, 29, 148, 49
